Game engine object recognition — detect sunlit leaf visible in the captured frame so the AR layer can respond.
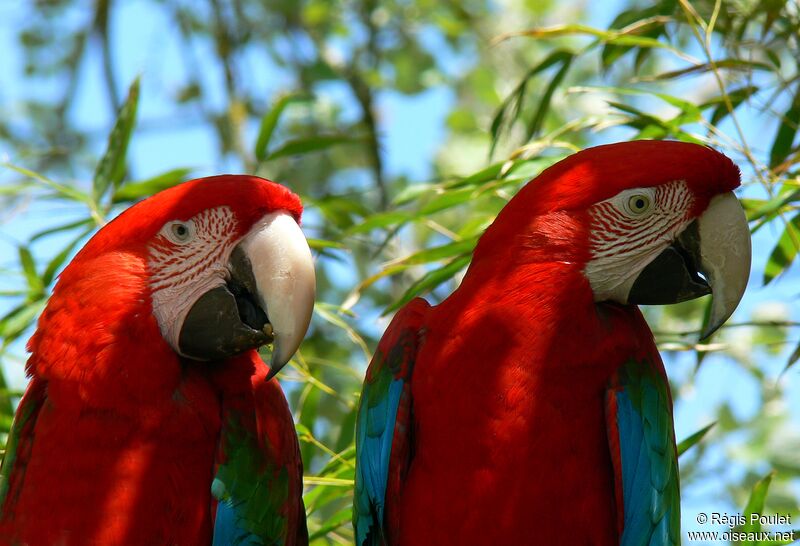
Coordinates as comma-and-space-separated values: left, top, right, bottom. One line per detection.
17, 247, 42, 296
112, 168, 192, 203
254, 92, 313, 161
0, 300, 46, 347
740, 472, 774, 545
263, 134, 364, 161
384, 254, 470, 314
41, 227, 93, 287
769, 86, 800, 169
30, 218, 93, 242
93, 77, 140, 203
490, 50, 573, 155
763, 212, 800, 284
677, 422, 715, 457
348, 211, 411, 235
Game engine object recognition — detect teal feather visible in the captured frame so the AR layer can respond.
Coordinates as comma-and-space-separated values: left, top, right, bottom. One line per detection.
353, 299, 428, 546
607, 358, 680, 546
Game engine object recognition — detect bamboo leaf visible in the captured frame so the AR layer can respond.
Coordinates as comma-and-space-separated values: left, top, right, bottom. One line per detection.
384, 254, 471, 314
308, 507, 352, 541
263, 134, 364, 161
1, 162, 92, 205
30, 218, 93, 242
677, 422, 715, 457
42, 227, 93, 287
112, 168, 192, 203
646, 59, 772, 81
740, 472, 774, 546
497, 24, 684, 52
0, 300, 46, 347
490, 50, 573, 155
763, 212, 800, 284
525, 52, 573, 140
769, 85, 800, 169
93, 77, 141, 202
254, 93, 313, 161
17, 247, 42, 296
447, 162, 505, 189
397, 238, 478, 266
782, 340, 800, 374
348, 211, 411, 235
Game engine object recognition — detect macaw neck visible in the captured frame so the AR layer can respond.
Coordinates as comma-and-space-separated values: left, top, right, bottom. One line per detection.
444, 255, 654, 376
27, 251, 185, 409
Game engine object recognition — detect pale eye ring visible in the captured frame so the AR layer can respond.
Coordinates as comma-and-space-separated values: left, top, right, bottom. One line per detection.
625, 194, 652, 215
165, 221, 195, 244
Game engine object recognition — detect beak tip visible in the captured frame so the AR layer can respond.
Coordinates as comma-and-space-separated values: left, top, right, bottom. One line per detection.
265, 342, 291, 380
265, 365, 280, 381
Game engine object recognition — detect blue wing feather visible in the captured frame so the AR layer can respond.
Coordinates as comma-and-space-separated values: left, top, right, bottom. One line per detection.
355, 378, 404, 545
607, 358, 680, 546
354, 299, 429, 546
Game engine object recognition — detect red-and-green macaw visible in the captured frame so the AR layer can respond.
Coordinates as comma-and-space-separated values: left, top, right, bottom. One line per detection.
354, 141, 751, 545
0, 175, 316, 545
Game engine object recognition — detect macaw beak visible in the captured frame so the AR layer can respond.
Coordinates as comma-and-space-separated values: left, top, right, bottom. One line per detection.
627, 192, 751, 338
178, 212, 316, 375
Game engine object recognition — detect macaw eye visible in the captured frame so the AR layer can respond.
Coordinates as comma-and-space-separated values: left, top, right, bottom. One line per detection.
164, 221, 195, 244
625, 194, 652, 216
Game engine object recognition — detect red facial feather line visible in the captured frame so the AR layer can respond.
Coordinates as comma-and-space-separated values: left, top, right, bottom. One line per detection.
588, 181, 694, 259
149, 206, 238, 292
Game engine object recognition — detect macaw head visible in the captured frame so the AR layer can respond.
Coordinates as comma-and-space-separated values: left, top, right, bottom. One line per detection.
56, 175, 315, 376
472, 140, 751, 337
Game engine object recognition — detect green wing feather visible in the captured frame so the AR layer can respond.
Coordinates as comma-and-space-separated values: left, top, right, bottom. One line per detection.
0, 378, 46, 519
212, 357, 307, 546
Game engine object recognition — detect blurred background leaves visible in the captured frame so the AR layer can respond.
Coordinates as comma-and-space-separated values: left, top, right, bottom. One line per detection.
1, 0, 800, 543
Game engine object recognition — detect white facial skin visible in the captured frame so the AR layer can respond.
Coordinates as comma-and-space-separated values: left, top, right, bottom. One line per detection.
584, 180, 696, 303
147, 207, 316, 367
148, 206, 239, 353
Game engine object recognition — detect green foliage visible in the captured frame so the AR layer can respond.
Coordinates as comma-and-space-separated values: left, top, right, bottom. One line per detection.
2, 1, 800, 544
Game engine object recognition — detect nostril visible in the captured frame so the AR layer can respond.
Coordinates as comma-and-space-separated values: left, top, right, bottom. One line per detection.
227, 277, 269, 332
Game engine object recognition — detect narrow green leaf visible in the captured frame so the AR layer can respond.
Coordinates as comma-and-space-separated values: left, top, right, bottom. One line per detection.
499, 24, 681, 52
254, 93, 313, 161
746, 188, 800, 223
573, 86, 702, 120
399, 238, 478, 266
448, 162, 504, 189
1, 162, 92, 205
393, 183, 435, 205
740, 472, 775, 546
677, 422, 715, 457
263, 134, 364, 161
782, 340, 800, 375
763, 212, 800, 284
112, 167, 192, 203
648, 59, 772, 82
525, 52, 573, 140
384, 254, 471, 314
769, 85, 800, 169
490, 50, 573, 155
703, 85, 758, 126
17, 247, 42, 296
419, 187, 476, 215
93, 77, 141, 202
307, 238, 346, 251
42, 227, 94, 287
0, 184, 29, 196
0, 300, 46, 347
348, 211, 411, 235
307, 507, 352, 541
30, 218, 93, 242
